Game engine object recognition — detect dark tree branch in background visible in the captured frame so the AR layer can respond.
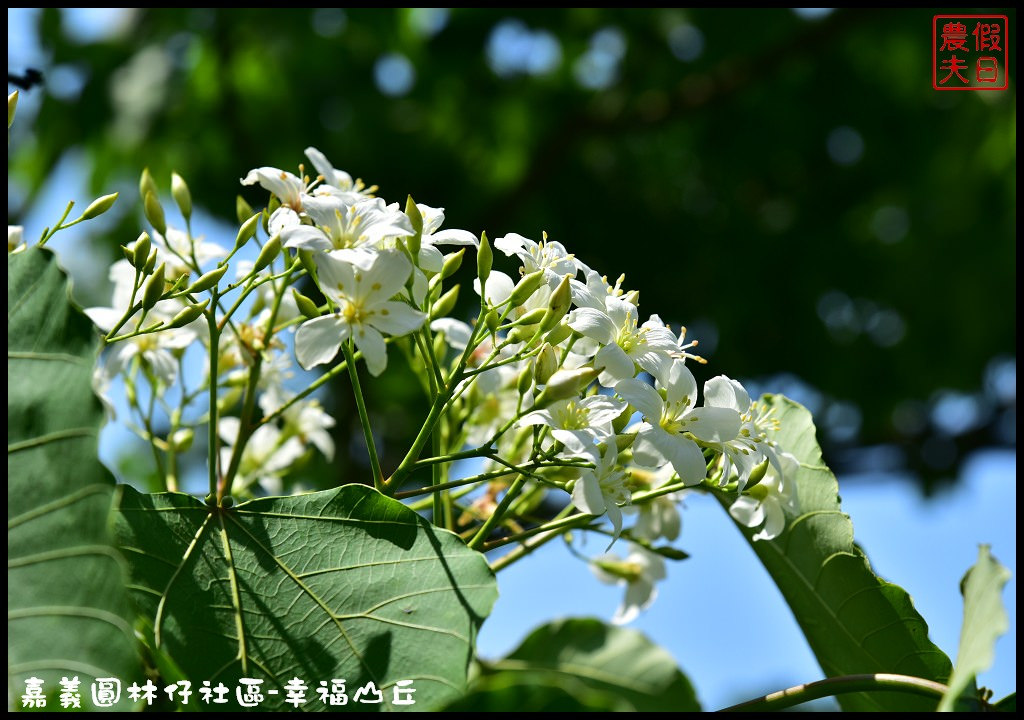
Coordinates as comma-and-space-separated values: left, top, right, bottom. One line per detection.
8, 68, 45, 90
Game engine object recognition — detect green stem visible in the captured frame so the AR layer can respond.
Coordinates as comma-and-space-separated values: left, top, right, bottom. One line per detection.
488, 505, 577, 572
717, 673, 949, 713
483, 511, 595, 551
406, 484, 477, 512
255, 356, 350, 429
37, 200, 75, 246
205, 298, 220, 501
468, 476, 527, 550
343, 342, 385, 492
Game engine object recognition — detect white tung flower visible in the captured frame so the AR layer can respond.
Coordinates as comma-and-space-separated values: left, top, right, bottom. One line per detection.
294, 250, 425, 375
616, 360, 741, 485
568, 296, 679, 387
218, 417, 305, 496
728, 451, 799, 541
494, 231, 577, 288
591, 544, 667, 625
282, 196, 412, 254
702, 375, 782, 491
241, 166, 310, 212
518, 394, 625, 454
569, 443, 631, 541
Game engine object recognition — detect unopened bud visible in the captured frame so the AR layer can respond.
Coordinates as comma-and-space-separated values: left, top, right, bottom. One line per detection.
141, 248, 158, 276
168, 299, 209, 328
170, 428, 194, 453
477, 231, 492, 283
253, 234, 282, 272
81, 192, 118, 221
533, 343, 558, 385
404, 196, 422, 256
8, 90, 18, 129
536, 367, 600, 407
298, 249, 318, 282
744, 457, 771, 491
291, 288, 320, 319
235, 212, 260, 250
592, 557, 643, 582
484, 309, 500, 335
121, 244, 135, 265
507, 269, 545, 308
236, 195, 254, 225
171, 172, 192, 220
431, 284, 460, 320
143, 191, 166, 236
141, 263, 167, 311
514, 307, 547, 326
517, 363, 534, 396
545, 322, 574, 346
440, 248, 465, 280
540, 274, 572, 331
186, 265, 228, 294
132, 232, 151, 270
139, 167, 158, 201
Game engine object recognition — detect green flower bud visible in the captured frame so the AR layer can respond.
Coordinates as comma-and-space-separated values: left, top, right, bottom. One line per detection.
514, 307, 547, 326
507, 269, 545, 308
404, 195, 422, 256
253, 234, 282, 273
533, 343, 558, 385
612, 407, 632, 435
168, 299, 209, 328
139, 167, 158, 201
185, 265, 228, 294
592, 557, 643, 582
517, 362, 534, 396
121, 244, 135, 265
535, 367, 600, 407
141, 263, 167, 311
744, 457, 771, 491
431, 284, 460, 320
235, 212, 260, 250
298, 249, 318, 282
477, 231, 492, 283
143, 191, 166, 236
141, 247, 158, 276
545, 322, 574, 346
80, 192, 119, 221
484, 309, 500, 335
171, 172, 192, 221
291, 288, 320, 320
440, 248, 465, 280
8, 90, 18, 129
170, 428, 195, 453
132, 232, 151, 270
236, 195, 254, 225
540, 274, 572, 332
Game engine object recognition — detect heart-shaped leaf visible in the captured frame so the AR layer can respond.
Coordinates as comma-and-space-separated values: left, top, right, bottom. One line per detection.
115, 484, 497, 711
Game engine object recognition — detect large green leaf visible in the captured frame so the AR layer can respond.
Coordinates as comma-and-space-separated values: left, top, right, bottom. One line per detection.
723, 395, 953, 711
937, 545, 1011, 712
114, 484, 498, 711
455, 618, 701, 712
8, 247, 140, 709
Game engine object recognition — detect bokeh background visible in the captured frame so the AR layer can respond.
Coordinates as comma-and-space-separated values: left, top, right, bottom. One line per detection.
8, 8, 1015, 710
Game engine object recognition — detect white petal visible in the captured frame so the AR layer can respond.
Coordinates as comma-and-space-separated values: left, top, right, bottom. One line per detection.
84, 307, 123, 333
429, 228, 478, 246
367, 301, 425, 336
282, 225, 332, 252
704, 375, 750, 412
264, 436, 306, 474
567, 308, 616, 345
754, 497, 786, 541
269, 207, 300, 235
570, 473, 607, 516
683, 407, 742, 443
552, 428, 590, 454
581, 395, 627, 425
518, 409, 555, 427
663, 360, 698, 408
353, 325, 388, 376
613, 579, 656, 625
474, 271, 514, 306
417, 244, 444, 273
361, 250, 412, 302
648, 431, 707, 485
218, 416, 241, 445
594, 343, 634, 383
295, 316, 347, 369
729, 496, 766, 528
430, 318, 472, 349
493, 232, 530, 257
615, 379, 664, 421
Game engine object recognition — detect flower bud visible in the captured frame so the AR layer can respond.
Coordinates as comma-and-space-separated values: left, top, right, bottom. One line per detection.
141, 263, 167, 311
235, 212, 261, 250
507, 269, 545, 308
171, 172, 192, 221
8, 90, 18, 129
592, 557, 643, 582
477, 231, 492, 283
139, 167, 158, 201
185, 265, 228, 294
517, 362, 534, 396
533, 343, 558, 385
430, 284, 460, 320
121, 244, 135, 265
404, 195, 422, 256
80, 192, 119, 221
298, 249, 318, 282
291, 288, 320, 320
545, 322, 574, 346
484, 309, 500, 335
253, 234, 282, 273
141, 247, 158, 276
743, 457, 771, 491
540, 274, 572, 332
514, 307, 547, 326
236, 195, 254, 225
168, 299, 209, 328
170, 428, 194, 453
143, 191, 166, 237
132, 232, 151, 270
612, 407, 632, 435
440, 248, 465, 280
535, 367, 600, 407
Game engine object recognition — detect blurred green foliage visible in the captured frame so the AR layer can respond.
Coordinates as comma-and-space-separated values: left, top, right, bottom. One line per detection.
8, 8, 1016, 491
